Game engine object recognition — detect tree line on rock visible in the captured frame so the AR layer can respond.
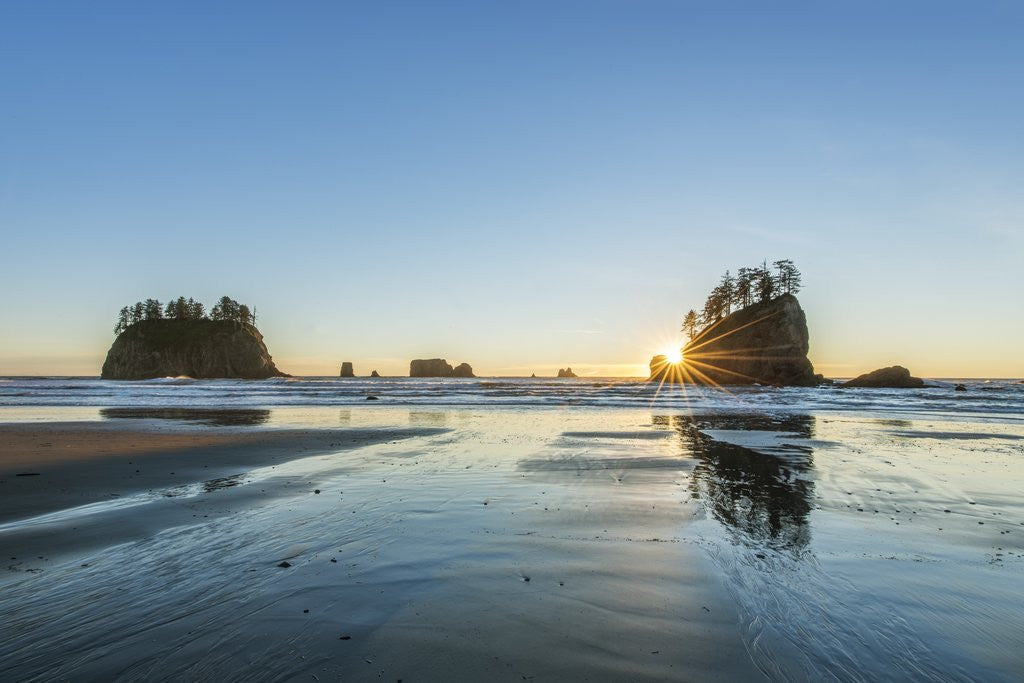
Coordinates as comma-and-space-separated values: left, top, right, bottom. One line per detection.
114, 296, 257, 334
681, 260, 801, 340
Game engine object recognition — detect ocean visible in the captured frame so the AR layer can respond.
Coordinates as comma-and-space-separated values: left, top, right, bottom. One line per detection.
1, 375, 1022, 416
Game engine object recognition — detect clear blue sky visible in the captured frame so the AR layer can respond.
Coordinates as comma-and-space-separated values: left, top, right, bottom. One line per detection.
2, 1, 1022, 376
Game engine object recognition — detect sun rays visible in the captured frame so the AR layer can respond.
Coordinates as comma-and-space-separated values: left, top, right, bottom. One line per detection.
648, 307, 789, 402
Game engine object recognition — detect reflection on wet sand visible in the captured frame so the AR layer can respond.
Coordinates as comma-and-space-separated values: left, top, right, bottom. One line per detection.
655, 414, 815, 552
100, 407, 272, 427
409, 410, 448, 427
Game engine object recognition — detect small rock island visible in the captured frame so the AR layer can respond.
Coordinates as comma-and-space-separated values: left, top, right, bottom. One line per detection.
650, 260, 817, 386
101, 296, 285, 380
410, 359, 475, 378
842, 365, 924, 388
339, 362, 355, 377
557, 368, 578, 378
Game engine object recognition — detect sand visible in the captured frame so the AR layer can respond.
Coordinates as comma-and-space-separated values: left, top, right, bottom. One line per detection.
2, 408, 1022, 681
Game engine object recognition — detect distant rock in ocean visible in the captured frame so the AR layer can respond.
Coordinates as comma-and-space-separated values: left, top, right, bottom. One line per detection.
842, 365, 924, 388
451, 362, 475, 378
339, 361, 354, 377
410, 358, 453, 377
409, 358, 475, 378
556, 368, 577, 378
649, 294, 816, 386
101, 319, 286, 380
370, 370, 381, 378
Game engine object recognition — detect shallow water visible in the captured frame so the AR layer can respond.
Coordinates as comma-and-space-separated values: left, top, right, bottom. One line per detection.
1, 375, 1022, 419
1, 390, 1023, 680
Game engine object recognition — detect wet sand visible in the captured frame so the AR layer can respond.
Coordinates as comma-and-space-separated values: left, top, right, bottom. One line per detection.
2, 408, 1023, 680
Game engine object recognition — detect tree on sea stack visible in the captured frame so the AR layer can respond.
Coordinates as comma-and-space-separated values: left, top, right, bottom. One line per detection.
773, 259, 802, 295
690, 259, 803, 339
682, 310, 699, 340
113, 295, 257, 333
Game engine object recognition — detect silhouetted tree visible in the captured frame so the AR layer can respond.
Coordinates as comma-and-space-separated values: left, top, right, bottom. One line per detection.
755, 261, 775, 303
735, 267, 754, 308
186, 298, 205, 319
682, 309, 699, 340
211, 296, 241, 321
773, 259, 802, 295
130, 302, 144, 325
719, 271, 735, 315
114, 307, 130, 334
238, 304, 252, 326
143, 299, 163, 320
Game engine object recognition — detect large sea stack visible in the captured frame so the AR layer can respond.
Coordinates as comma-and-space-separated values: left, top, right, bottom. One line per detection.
650, 294, 816, 386
101, 319, 286, 380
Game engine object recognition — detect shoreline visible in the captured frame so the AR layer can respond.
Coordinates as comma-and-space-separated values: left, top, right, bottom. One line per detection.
0, 421, 445, 567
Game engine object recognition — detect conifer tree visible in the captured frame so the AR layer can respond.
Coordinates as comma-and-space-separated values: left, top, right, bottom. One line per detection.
735, 267, 753, 308
143, 299, 163, 320
114, 307, 130, 334
773, 259, 802, 295
755, 261, 775, 302
719, 271, 735, 315
186, 298, 205, 319
130, 302, 144, 324
682, 309, 699, 340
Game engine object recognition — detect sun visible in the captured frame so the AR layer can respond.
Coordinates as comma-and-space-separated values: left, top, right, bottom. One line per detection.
662, 347, 684, 364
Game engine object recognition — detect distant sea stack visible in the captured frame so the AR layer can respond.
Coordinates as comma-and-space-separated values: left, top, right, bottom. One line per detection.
556, 368, 577, 378
842, 365, 924, 388
650, 294, 816, 386
451, 362, 475, 378
409, 358, 475, 378
370, 370, 381, 378
339, 362, 355, 377
101, 319, 286, 380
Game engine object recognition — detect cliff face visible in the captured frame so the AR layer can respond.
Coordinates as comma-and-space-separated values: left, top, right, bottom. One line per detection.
101, 320, 286, 380
650, 294, 816, 386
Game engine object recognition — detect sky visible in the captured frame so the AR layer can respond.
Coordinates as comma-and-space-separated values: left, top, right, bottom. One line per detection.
1, 1, 1022, 377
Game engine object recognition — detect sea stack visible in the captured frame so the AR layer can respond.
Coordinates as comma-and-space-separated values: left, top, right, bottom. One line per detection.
556, 368, 578, 378
451, 362, 475, 378
842, 366, 924, 388
339, 361, 355, 377
370, 370, 381, 378
649, 294, 815, 386
101, 319, 286, 380
409, 359, 474, 377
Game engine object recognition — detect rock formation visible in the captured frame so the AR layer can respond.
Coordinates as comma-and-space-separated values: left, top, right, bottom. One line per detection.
409, 359, 474, 377
649, 294, 816, 386
842, 365, 924, 388
101, 320, 286, 380
557, 368, 577, 378
339, 361, 354, 377
451, 362, 475, 378
370, 370, 381, 378
410, 358, 453, 377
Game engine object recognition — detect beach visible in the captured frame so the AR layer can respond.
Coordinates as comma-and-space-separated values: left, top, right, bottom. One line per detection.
2, 384, 1023, 681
